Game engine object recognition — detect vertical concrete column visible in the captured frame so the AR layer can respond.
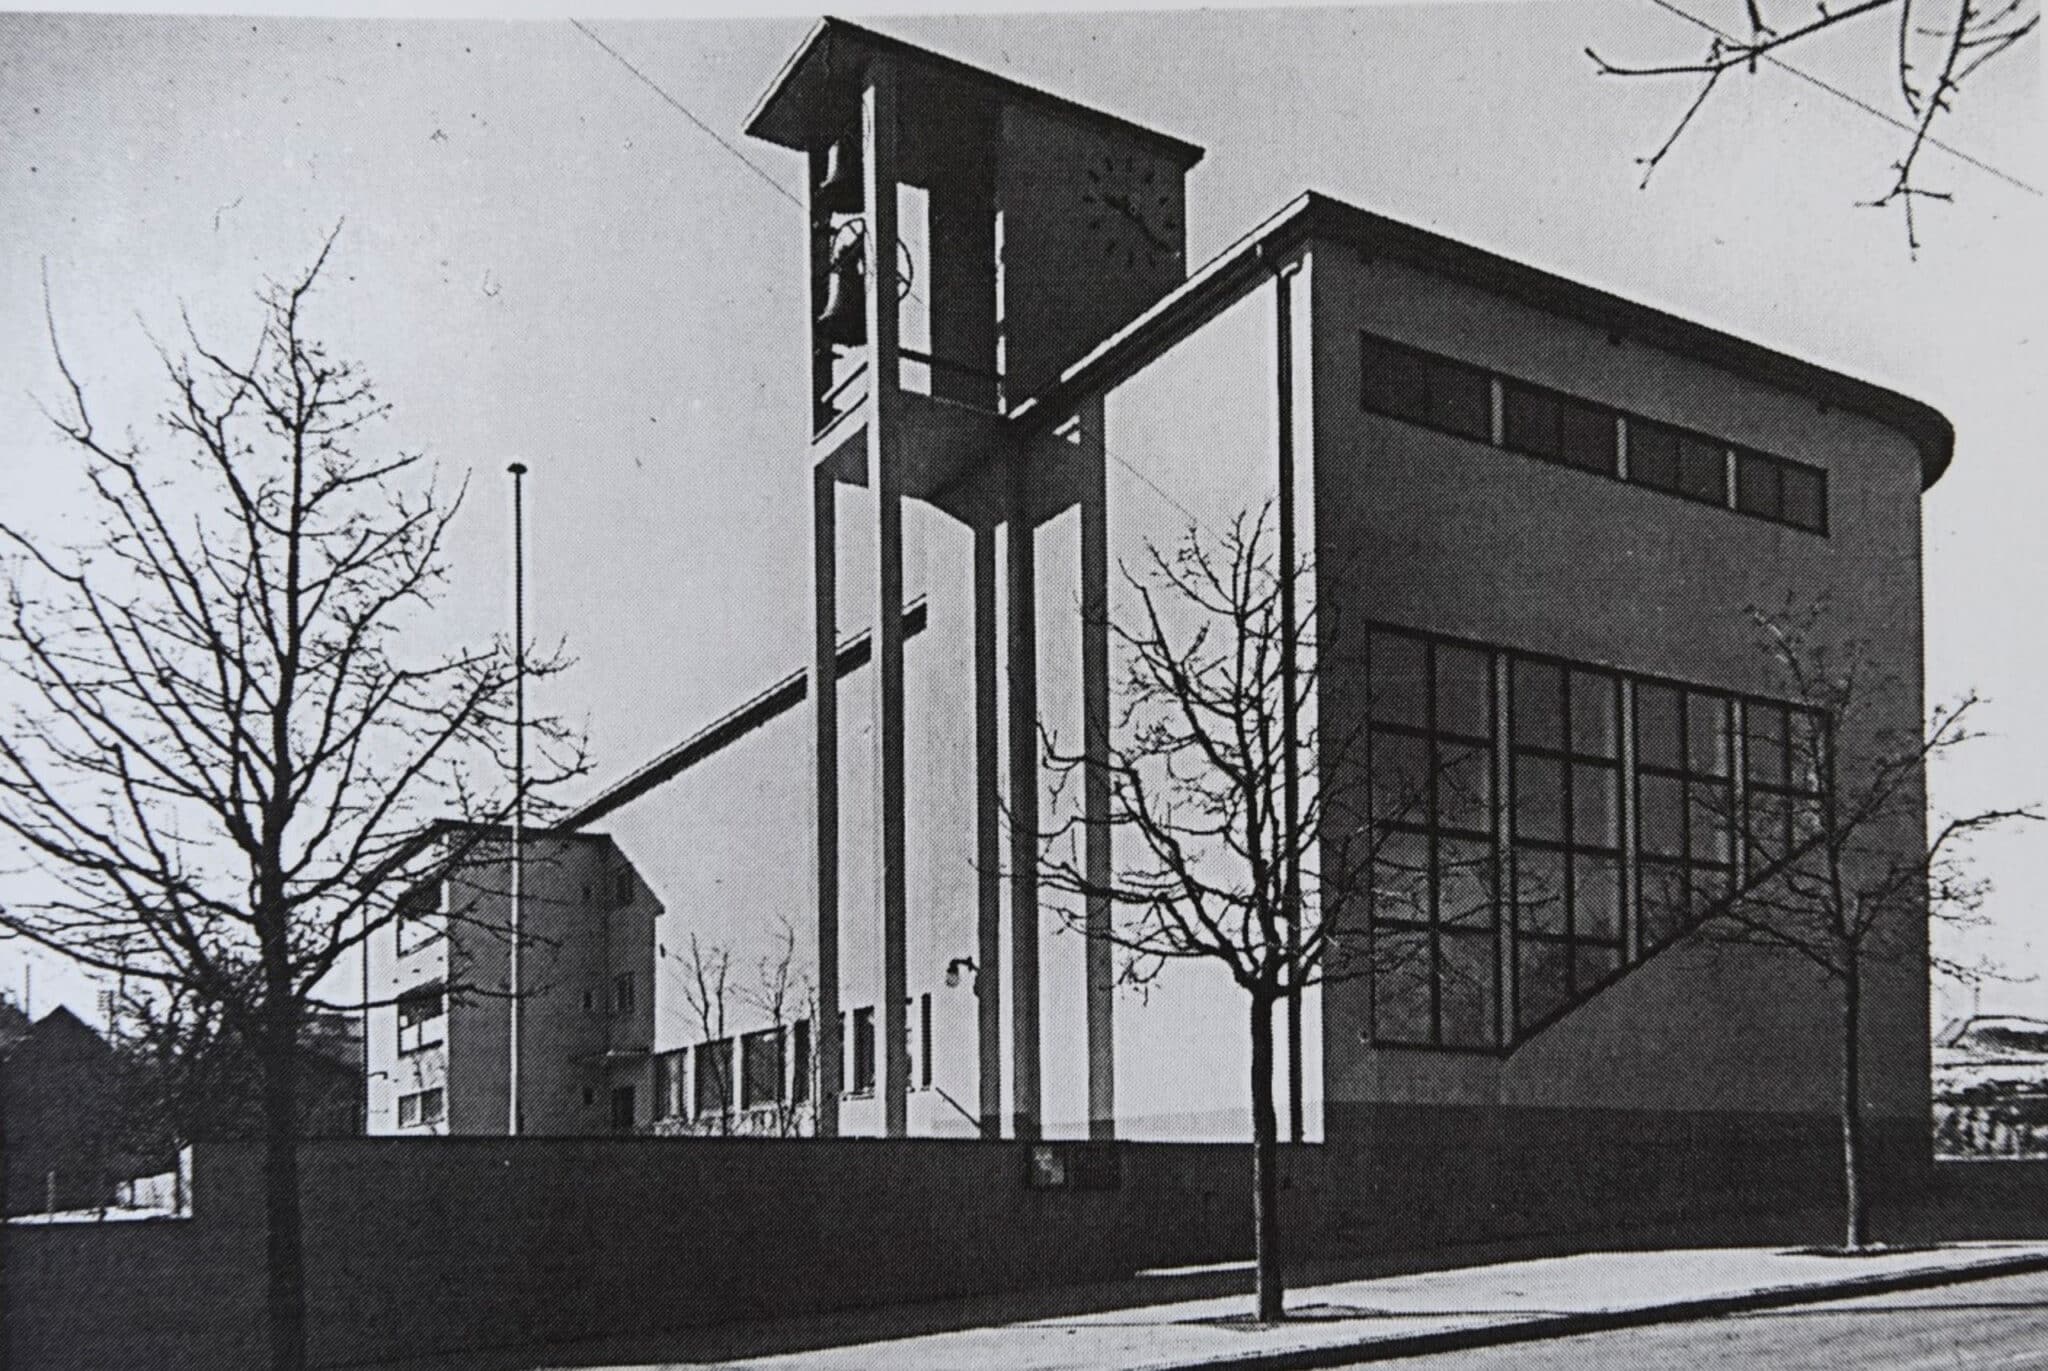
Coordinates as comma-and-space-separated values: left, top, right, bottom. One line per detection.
811, 463, 841, 1137
1079, 400, 1116, 1141
863, 65, 911, 1139
1007, 466, 1042, 1142
974, 522, 1005, 1138
1273, 261, 1305, 1144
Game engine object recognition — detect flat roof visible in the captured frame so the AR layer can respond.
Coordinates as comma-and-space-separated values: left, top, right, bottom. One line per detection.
1017, 192, 1954, 489
746, 17, 1204, 171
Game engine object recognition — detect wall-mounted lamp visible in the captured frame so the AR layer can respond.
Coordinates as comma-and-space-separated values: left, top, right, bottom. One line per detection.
945, 957, 979, 990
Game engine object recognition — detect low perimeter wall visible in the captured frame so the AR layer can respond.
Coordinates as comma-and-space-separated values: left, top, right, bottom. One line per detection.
5, 1137, 1328, 1370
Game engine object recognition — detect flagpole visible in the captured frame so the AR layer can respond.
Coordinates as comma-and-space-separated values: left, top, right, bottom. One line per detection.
508, 461, 528, 1138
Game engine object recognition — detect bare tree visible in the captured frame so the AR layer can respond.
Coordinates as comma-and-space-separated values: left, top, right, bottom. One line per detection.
679, 932, 736, 1135
1037, 510, 1385, 1325
1587, 0, 2038, 254
1696, 603, 2036, 1248
739, 915, 818, 1138
0, 233, 583, 1369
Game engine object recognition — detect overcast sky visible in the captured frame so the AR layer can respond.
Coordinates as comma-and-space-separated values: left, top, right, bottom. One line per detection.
0, 0, 2040, 1028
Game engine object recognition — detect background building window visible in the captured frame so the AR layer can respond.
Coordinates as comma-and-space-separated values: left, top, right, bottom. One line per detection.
694, 1038, 733, 1118
612, 972, 635, 1016
396, 1087, 443, 1129
1360, 334, 1492, 445
395, 880, 445, 955
1509, 658, 1625, 1033
1634, 680, 1736, 952
791, 1019, 811, 1105
396, 983, 445, 1055
741, 1027, 786, 1108
1366, 627, 1499, 1050
610, 1085, 636, 1134
849, 1006, 876, 1095
653, 1048, 686, 1119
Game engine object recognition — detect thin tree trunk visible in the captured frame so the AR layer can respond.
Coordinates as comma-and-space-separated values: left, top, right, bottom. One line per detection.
1840, 960, 1866, 1251
1250, 993, 1284, 1323
261, 1006, 308, 1371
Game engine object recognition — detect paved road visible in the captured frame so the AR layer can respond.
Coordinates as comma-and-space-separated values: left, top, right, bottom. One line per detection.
1370, 1268, 2048, 1369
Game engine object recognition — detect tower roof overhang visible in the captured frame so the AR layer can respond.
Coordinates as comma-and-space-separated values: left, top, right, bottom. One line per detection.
745, 17, 1204, 172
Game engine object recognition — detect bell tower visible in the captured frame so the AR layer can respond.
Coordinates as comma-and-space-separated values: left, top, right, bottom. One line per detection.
746, 19, 1203, 1142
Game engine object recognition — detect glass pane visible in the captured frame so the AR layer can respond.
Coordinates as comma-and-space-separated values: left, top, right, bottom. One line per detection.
1512, 658, 1564, 751
1744, 702, 1789, 784
1502, 382, 1559, 459
1735, 452, 1781, 519
1369, 631, 1429, 727
1636, 682, 1684, 770
1746, 789, 1791, 871
1430, 361, 1493, 443
1689, 782, 1732, 862
1689, 863, 1734, 921
1436, 743, 1493, 834
1371, 928, 1432, 1042
1558, 398, 1617, 474
1574, 854, 1623, 940
1639, 862, 1689, 952
1363, 337, 1429, 424
1629, 423, 1680, 492
1688, 693, 1731, 776
1781, 464, 1826, 532
1439, 932, 1496, 1048
1514, 753, 1565, 843
1370, 729, 1431, 826
1789, 709, 1826, 793
1437, 837, 1496, 933
1517, 939, 1571, 1030
1572, 764, 1620, 848
1569, 671, 1618, 757
1678, 433, 1727, 503
1638, 772, 1685, 858
1515, 847, 1568, 935
1435, 642, 1493, 739
1575, 944, 1621, 994
1371, 830, 1431, 923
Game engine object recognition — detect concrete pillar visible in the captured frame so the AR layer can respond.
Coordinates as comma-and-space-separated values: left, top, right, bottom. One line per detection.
863, 66, 911, 1139
1007, 473, 1042, 1141
1273, 261, 1305, 1144
1079, 401, 1116, 1140
974, 522, 1004, 1138
810, 463, 841, 1137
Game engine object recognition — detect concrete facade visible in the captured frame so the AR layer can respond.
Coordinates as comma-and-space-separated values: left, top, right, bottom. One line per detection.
548, 20, 1949, 1237
364, 830, 660, 1137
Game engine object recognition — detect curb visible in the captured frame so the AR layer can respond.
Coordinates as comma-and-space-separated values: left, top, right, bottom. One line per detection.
1154, 1249, 2048, 1370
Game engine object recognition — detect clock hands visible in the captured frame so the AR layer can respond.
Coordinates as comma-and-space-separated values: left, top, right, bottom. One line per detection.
1099, 189, 1177, 257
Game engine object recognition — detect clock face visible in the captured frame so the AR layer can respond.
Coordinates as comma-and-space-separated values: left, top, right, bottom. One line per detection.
1078, 152, 1180, 273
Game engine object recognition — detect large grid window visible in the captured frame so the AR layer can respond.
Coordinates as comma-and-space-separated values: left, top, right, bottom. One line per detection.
1363, 622, 1832, 1054
1361, 334, 1493, 445
1742, 700, 1829, 886
1509, 658, 1625, 1034
1633, 681, 1736, 953
849, 1007, 876, 1096
1366, 628, 1500, 1050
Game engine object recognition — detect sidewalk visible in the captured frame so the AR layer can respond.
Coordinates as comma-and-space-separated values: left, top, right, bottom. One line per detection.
628, 1241, 2048, 1371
